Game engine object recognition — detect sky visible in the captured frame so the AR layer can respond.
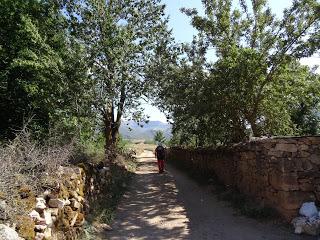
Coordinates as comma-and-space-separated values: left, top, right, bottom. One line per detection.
143, 0, 320, 123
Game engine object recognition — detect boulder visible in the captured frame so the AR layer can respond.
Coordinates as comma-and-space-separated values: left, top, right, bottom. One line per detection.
0, 224, 23, 240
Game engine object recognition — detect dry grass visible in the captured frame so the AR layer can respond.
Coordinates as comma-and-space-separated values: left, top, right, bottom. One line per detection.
0, 130, 73, 221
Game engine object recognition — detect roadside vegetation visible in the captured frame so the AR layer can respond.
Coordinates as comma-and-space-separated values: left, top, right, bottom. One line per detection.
149, 0, 320, 147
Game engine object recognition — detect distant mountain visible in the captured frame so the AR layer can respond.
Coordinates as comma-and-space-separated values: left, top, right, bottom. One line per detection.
120, 120, 172, 140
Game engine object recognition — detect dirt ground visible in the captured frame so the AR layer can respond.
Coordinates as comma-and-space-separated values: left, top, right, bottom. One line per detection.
105, 151, 315, 240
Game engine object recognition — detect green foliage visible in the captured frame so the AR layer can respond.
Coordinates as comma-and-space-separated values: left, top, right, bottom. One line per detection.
151, 0, 320, 146
153, 130, 166, 144
0, 0, 94, 141
63, 0, 172, 148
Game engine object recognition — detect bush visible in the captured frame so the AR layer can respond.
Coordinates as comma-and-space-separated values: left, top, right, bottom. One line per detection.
0, 129, 73, 222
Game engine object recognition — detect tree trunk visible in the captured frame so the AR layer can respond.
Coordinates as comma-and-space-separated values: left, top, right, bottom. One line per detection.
247, 115, 260, 137
104, 102, 114, 162
112, 85, 126, 145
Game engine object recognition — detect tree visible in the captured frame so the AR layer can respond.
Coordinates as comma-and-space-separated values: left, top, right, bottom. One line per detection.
151, 0, 320, 146
62, 0, 171, 156
183, 0, 320, 138
0, 0, 94, 141
154, 130, 166, 144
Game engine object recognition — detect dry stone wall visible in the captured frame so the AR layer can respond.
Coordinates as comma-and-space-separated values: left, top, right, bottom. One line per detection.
11, 163, 111, 240
166, 136, 320, 221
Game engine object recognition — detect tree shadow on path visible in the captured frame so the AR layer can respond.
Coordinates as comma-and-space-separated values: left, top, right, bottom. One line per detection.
104, 151, 315, 240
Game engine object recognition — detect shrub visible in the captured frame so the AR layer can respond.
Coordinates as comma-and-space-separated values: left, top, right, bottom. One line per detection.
0, 129, 73, 222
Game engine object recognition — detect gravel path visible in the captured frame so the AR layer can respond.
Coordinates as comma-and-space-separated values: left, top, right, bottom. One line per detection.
105, 151, 315, 240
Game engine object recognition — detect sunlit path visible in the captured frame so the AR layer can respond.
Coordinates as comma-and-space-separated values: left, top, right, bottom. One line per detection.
105, 151, 313, 240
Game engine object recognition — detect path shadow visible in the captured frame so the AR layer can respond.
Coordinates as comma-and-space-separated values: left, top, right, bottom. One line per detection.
105, 155, 189, 240
105, 153, 315, 240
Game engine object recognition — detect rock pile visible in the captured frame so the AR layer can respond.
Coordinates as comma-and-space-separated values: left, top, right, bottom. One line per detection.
292, 202, 320, 236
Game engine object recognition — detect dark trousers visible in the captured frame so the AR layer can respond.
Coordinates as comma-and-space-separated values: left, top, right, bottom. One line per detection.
157, 159, 164, 173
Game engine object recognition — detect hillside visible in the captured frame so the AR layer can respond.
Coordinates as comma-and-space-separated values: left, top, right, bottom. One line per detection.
120, 120, 172, 140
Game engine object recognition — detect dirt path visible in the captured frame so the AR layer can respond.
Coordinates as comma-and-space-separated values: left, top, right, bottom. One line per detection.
105, 151, 315, 240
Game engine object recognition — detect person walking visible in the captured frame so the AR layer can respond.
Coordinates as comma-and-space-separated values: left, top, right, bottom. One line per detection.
155, 143, 165, 173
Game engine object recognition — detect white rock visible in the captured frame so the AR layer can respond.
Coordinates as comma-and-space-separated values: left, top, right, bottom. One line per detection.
70, 173, 78, 180
35, 232, 45, 240
299, 202, 318, 218
36, 217, 46, 225
44, 228, 52, 239
0, 224, 23, 240
292, 217, 306, 234
43, 190, 51, 196
48, 199, 65, 209
29, 210, 41, 221
48, 208, 59, 216
44, 209, 53, 227
65, 199, 71, 205
35, 225, 47, 231
36, 198, 46, 210
71, 199, 81, 209
294, 225, 303, 234
0, 200, 8, 220
76, 196, 84, 203
292, 216, 320, 236
70, 212, 78, 227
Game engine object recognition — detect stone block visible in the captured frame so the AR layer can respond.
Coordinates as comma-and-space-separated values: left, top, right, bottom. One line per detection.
298, 144, 309, 151
48, 208, 59, 216
269, 172, 299, 191
299, 151, 311, 158
48, 199, 65, 209
44, 228, 52, 239
310, 154, 320, 165
29, 210, 41, 221
36, 198, 46, 210
35, 232, 45, 240
268, 150, 283, 157
44, 209, 53, 227
35, 225, 47, 232
70, 199, 81, 210
240, 151, 256, 160
275, 143, 297, 152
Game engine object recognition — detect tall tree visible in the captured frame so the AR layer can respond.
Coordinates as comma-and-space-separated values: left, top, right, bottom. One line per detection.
0, 0, 93, 140
63, 0, 171, 155
182, 0, 320, 138
151, 0, 320, 146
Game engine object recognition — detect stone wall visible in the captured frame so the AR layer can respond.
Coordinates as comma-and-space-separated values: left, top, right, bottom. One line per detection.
16, 164, 110, 240
166, 136, 320, 221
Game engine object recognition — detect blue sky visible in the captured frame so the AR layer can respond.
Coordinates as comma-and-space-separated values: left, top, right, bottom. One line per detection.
143, 0, 320, 123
